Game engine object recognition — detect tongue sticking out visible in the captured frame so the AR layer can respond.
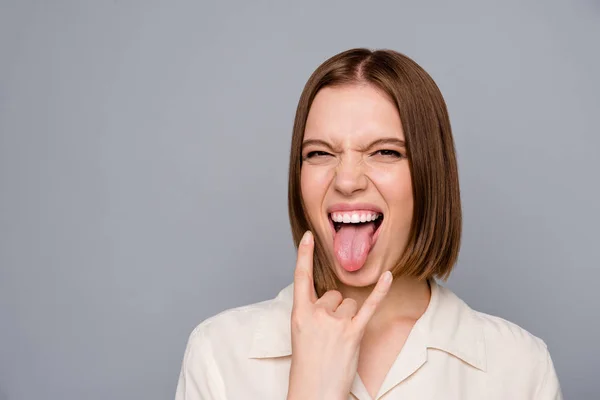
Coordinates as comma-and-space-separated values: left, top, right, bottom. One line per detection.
334, 222, 377, 272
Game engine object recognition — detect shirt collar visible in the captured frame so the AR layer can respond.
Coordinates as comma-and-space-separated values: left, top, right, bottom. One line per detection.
248, 279, 486, 372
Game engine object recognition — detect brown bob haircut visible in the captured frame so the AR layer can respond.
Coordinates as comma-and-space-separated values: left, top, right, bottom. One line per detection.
288, 48, 461, 296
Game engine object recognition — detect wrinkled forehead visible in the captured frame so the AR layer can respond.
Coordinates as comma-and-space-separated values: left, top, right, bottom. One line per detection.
303, 85, 405, 147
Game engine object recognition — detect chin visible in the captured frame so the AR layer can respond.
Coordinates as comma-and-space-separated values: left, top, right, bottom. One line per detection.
332, 257, 384, 288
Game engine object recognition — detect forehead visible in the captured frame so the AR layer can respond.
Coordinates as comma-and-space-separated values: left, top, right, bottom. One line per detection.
304, 84, 404, 143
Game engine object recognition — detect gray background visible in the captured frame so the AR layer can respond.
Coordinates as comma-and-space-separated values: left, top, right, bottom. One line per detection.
1, 0, 598, 399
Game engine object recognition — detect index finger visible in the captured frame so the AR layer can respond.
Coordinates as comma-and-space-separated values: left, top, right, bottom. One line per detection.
352, 271, 393, 329
293, 231, 317, 306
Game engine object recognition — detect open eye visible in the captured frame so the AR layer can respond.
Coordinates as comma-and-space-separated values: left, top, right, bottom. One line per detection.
373, 149, 404, 158
305, 150, 332, 159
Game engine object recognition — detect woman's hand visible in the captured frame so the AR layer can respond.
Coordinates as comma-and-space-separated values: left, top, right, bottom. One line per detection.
287, 231, 393, 400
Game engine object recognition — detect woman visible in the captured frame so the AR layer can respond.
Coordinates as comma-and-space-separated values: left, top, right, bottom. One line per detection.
175, 48, 562, 399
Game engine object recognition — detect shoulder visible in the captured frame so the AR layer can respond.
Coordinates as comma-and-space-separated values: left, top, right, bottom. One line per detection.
473, 309, 549, 367
435, 284, 561, 396
433, 283, 551, 372
183, 283, 294, 359
175, 287, 293, 399
464, 301, 561, 396
185, 297, 274, 354
176, 285, 295, 399
435, 283, 549, 363
191, 299, 272, 338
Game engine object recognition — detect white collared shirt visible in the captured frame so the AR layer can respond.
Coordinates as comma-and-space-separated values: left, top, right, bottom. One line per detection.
175, 280, 562, 399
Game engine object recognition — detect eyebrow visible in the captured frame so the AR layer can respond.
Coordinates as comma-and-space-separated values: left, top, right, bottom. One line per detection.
360, 138, 406, 151
302, 137, 406, 152
301, 139, 336, 152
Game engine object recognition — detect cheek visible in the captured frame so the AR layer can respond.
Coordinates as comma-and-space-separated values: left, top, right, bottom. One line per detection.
300, 166, 332, 216
370, 166, 413, 217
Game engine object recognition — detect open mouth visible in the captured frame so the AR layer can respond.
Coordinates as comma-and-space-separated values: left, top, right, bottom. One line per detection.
327, 210, 384, 272
329, 211, 384, 233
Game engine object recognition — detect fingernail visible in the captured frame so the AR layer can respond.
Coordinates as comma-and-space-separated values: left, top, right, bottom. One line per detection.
382, 271, 392, 284
301, 231, 313, 245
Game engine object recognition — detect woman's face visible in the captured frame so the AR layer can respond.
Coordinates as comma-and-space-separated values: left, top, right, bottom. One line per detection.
300, 84, 413, 288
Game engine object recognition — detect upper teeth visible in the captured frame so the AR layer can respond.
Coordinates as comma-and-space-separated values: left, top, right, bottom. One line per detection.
331, 211, 381, 223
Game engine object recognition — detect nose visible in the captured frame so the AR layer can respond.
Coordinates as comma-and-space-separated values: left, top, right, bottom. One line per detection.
333, 157, 368, 196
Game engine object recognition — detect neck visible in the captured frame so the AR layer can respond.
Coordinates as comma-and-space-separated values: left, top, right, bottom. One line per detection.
337, 275, 431, 328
